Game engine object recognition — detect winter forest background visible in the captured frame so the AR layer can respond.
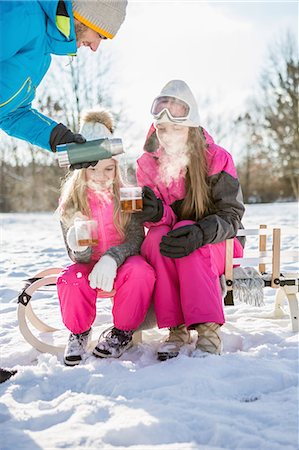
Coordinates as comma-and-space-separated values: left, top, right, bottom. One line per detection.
0, 3, 298, 212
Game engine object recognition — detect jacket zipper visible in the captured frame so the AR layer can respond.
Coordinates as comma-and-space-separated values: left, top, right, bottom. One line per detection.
0, 77, 31, 108
97, 203, 107, 254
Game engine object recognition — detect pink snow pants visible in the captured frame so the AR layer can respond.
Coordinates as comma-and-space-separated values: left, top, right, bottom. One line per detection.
57, 255, 156, 334
141, 220, 244, 328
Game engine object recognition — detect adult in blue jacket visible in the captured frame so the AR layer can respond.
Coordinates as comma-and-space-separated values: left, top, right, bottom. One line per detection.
0, 0, 127, 154
0, 0, 127, 385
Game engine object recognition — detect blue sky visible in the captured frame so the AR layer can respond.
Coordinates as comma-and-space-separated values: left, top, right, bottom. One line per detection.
92, 0, 297, 155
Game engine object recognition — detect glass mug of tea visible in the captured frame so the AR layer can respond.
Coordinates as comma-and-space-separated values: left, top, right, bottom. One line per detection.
120, 186, 143, 213
74, 218, 98, 247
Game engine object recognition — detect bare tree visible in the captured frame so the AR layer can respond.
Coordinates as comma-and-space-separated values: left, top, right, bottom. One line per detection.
235, 31, 298, 202
0, 49, 127, 211
259, 32, 299, 198
36, 50, 118, 132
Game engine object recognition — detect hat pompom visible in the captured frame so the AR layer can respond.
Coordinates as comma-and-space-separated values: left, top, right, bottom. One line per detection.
80, 109, 114, 140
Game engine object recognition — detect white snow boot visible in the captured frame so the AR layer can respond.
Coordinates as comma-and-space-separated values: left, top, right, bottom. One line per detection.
64, 328, 92, 366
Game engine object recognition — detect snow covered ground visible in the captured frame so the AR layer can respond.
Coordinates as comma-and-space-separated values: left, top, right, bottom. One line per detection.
0, 203, 298, 450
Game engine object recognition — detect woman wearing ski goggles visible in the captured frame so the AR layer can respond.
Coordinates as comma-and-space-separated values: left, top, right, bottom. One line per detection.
150, 96, 190, 122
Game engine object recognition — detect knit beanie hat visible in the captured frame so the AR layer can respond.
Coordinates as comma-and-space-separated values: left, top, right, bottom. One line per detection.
72, 0, 128, 39
79, 109, 114, 139
153, 80, 200, 128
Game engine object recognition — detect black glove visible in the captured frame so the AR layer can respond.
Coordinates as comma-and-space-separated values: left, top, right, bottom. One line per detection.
50, 123, 89, 170
69, 160, 98, 170
50, 123, 86, 152
160, 224, 203, 258
137, 186, 163, 223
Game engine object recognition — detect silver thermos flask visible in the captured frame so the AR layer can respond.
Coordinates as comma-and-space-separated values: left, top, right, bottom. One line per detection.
56, 138, 124, 167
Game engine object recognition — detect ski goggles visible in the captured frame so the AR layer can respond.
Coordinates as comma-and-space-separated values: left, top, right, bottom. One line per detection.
150, 96, 190, 122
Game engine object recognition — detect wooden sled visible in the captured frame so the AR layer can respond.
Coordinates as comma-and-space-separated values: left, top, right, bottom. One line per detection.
17, 267, 156, 355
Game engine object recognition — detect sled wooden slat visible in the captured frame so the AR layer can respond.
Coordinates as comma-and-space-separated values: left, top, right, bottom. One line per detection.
225, 239, 234, 292
236, 229, 272, 236
271, 229, 281, 288
259, 224, 267, 273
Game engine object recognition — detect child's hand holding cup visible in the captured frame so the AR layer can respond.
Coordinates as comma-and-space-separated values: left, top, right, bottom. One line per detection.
66, 218, 98, 252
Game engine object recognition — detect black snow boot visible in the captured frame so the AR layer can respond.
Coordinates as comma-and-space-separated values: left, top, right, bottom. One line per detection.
93, 327, 134, 358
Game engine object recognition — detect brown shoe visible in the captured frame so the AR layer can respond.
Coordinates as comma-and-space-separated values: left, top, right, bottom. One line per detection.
195, 323, 222, 355
157, 324, 191, 361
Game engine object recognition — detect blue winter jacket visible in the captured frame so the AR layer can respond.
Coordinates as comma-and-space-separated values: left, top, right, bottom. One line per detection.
0, 1, 77, 151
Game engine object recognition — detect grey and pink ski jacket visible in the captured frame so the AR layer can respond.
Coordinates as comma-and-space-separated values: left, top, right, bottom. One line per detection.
61, 188, 145, 267
137, 125, 245, 247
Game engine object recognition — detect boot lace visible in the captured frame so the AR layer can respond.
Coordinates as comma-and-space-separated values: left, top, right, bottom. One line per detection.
196, 323, 221, 354
67, 329, 90, 354
100, 326, 133, 348
167, 324, 190, 344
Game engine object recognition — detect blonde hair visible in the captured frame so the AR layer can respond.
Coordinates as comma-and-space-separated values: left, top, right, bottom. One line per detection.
58, 160, 130, 238
180, 127, 211, 220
